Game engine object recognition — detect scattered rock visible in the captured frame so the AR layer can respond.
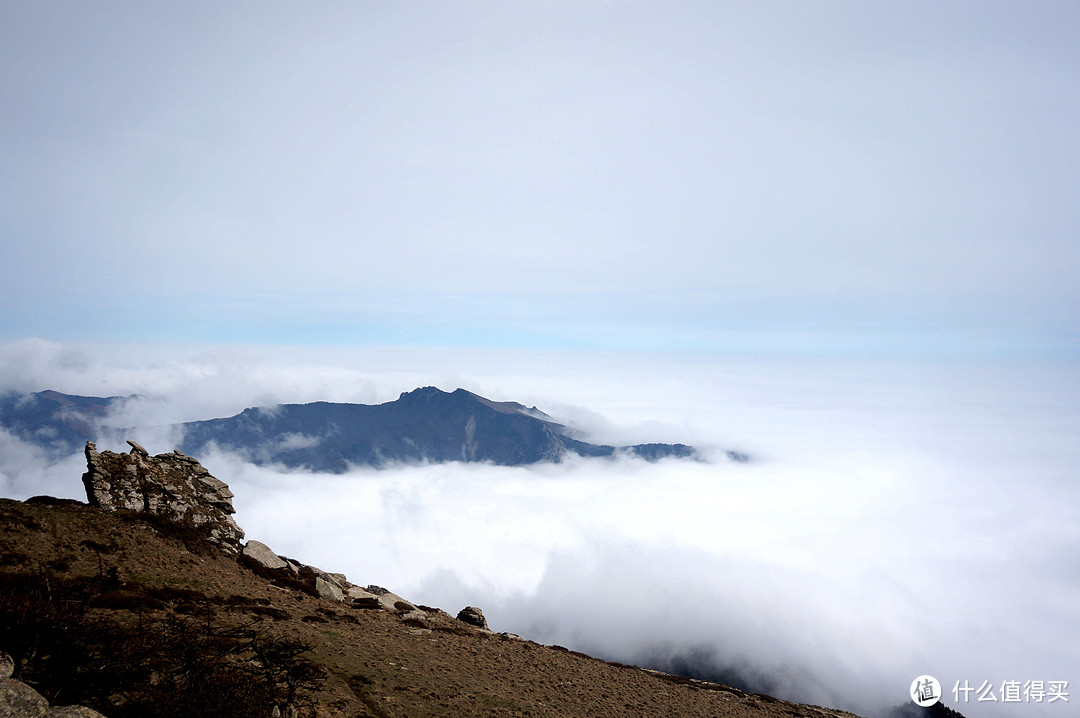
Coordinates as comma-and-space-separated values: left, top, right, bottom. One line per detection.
243, 540, 287, 570
457, 606, 488, 629
81, 441, 244, 553
80, 441, 431, 618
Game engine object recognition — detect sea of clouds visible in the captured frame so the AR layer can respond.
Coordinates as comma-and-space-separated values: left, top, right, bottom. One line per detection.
1, 338, 1077, 718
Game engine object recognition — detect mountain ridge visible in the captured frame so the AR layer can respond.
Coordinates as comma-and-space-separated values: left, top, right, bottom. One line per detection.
1, 387, 735, 472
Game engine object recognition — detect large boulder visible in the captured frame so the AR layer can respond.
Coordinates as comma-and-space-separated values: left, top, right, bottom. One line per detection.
365, 586, 416, 613
81, 442, 244, 553
0, 677, 49, 717
315, 576, 345, 603
456, 606, 488, 629
242, 540, 287, 570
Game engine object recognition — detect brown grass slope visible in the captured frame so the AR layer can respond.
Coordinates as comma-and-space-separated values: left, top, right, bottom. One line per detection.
0, 497, 865, 718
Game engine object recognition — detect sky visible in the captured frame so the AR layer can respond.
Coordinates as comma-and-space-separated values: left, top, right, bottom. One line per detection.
2, 3, 1080, 717
1, 1, 1078, 356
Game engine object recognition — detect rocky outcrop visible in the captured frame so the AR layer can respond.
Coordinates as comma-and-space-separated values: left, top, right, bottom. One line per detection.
79, 440, 488, 633
0, 651, 106, 718
81, 441, 244, 553
457, 606, 488, 629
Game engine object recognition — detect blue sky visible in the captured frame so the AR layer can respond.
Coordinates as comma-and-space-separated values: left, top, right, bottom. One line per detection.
2, 2, 1078, 357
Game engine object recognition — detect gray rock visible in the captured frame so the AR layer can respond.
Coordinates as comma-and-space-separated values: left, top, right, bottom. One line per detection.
346, 586, 381, 609
363, 585, 415, 611
315, 576, 344, 603
457, 606, 488, 629
47, 707, 108, 717
379, 592, 415, 613
81, 441, 244, 553
0, 653, 11, 680
349, 596, 382, 610
344, 586, 373, 599
0, 678, 49, 717
125, 439, 149, 456
242, 540, 287, 570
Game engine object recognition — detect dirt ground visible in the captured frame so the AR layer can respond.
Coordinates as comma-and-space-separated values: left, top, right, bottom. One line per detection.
0, 497, 864, 718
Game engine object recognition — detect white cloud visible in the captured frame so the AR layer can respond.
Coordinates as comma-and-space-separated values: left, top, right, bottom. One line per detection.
1, 343, 1077, 717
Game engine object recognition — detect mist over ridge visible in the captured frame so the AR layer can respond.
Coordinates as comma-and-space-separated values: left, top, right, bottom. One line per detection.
1, 342, 1076, 718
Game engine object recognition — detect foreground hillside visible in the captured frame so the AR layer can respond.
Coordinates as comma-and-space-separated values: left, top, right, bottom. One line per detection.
0, 494, 865, 718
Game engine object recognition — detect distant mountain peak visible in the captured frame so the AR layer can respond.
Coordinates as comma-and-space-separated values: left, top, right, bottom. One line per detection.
398, 386, 446, 402
0, 387, 744, 471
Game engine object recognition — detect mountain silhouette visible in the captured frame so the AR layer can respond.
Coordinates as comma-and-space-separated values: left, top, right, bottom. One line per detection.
0, 387, 719, 471
176, 387, 699, 471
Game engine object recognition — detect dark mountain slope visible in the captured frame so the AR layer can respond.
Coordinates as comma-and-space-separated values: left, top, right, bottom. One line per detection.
0, 390, 131, 458
176, 386, 699, 471
1, 387, 710, 472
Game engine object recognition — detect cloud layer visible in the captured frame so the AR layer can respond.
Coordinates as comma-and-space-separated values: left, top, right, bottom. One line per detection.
1, 342, 1077, 717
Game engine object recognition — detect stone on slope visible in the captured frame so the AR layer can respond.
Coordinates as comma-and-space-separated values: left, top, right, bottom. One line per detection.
0, 677, 49, 718
364, 585, 416, 613
457, 606, 488, 629
242, 540, 287, 570
81, 441, 244, 553
47, 707, 109, 717
315, 576, 345, 603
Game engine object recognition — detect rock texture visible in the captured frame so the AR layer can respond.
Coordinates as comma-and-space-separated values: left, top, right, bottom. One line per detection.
242, 539, 287, 570
0, 651, 106, 718
457, 605, 488, 629
81, 441, 244, 553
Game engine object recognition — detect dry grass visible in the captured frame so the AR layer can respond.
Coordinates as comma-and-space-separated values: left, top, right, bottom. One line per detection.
0, 497, 867, 718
